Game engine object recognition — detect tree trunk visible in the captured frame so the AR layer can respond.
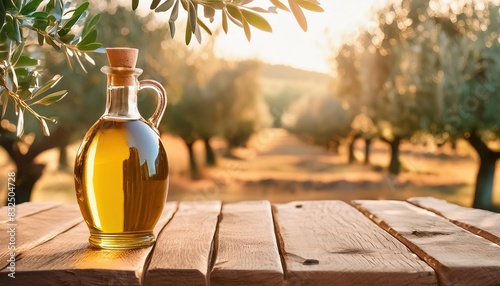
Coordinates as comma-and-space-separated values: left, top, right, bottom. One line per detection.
467, 131, 500, 210
329, 140, 340, 154
364, 138, 372, 165
1, 126, 68, 205
58, 126, 72, 170
13, 163, 45, 204
348, 134, 361, 164
185, 140, 199, 179
388, 137, 401, 175
204, 137, 216, 166
451, 139, 457, 151
224, 141, 235, 157
58, 143, 69, 170
473, 156, 497, 210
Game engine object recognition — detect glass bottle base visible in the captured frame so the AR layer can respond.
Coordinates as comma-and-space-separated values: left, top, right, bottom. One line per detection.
89, 232, 156, 249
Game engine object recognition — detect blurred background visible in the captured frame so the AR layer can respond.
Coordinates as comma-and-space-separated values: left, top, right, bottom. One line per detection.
1, 0, 499, 210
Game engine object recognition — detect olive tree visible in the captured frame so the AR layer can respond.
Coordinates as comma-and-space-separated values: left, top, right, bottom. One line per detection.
206, 60, 272, 152
284, 93, 352, 152
360, 0, 441, 174
434, 0, 500, 209
333, 43, 365, 163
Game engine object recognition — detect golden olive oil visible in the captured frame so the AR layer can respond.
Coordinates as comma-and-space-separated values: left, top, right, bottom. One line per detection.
74, 119, 168, 249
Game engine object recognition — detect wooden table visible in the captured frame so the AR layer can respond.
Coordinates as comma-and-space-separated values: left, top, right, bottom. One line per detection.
1, 197, 499, 285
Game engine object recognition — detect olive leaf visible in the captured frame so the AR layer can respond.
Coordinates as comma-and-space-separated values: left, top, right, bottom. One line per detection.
168, 0, 180, 37
225, 5, 244, 27
240, 9, 272, 32
295, 0, 323, 12
15, 55, 38, 68
150, 0, 162, 9
197, 18, 212, 35
30, 75, 63, 99
270, 0, 289, 11
187, 1, 198, 37
81, 14, 100, 39
185, 15, 192, 44
288, 0, 307, 31
241, 12, 251, 41
31, 90, 68, 106
132, 0, 139, 10
19, 0, 44, 15
222, 10, 229, 33
16, 106, 23, 137
38, 117, 50, 136
58, 2, 89, 37
10, 41, 25, 66
156, 0, 176, 12
1, 91, 9, 118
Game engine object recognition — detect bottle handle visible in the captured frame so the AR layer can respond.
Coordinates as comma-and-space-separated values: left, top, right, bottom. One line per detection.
138, 80, 167, 129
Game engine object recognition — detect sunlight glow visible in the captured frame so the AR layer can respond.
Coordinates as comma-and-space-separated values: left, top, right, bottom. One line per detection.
200, 1, 383, 73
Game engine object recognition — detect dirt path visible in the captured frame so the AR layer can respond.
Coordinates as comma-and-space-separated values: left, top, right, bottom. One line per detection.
168, 129, 486, 206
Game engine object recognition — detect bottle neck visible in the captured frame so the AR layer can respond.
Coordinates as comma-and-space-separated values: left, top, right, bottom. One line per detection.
103, 84, 141, 120
101, 66, 143, 120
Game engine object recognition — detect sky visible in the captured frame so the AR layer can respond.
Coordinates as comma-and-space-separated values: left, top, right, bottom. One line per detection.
209, 0, 382, 74
136, 0, 383, 74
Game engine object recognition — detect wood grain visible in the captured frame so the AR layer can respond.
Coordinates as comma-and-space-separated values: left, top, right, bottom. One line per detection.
210, 201, 284, 286
353, 200, 500, 286
273, 200, 437, 286
0, 202, 177, 286
0, 202, 62, 223
408, 197, 500, 245
145, 201, 221, 286
0, 204, 83, 270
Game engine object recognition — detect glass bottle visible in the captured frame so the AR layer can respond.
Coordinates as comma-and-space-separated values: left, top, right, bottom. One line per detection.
74, 48, 169, 249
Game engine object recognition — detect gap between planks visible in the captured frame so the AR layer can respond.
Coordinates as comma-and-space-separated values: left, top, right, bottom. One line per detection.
408, 197, 500, 245
353, 200, 500, 286
271, 204, 289, 283
144, 201, 222, 286
207, 204, 224, 285
140, 202, 181, 284
274, 200, 436, 286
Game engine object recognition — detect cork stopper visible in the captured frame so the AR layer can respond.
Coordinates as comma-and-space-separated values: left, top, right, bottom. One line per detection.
105, 48, 139, 86
106, 48, 138, 68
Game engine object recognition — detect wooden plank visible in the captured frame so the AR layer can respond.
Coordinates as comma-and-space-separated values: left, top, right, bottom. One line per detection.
408, 197, 500, 245
0, 202, 62, 223
0, 202, 177, 286
210, 201, 284, 286
145, 201, 221, 286
273, 200, 436, 286
353, 200, 500, 286
0, 204, 83, 270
